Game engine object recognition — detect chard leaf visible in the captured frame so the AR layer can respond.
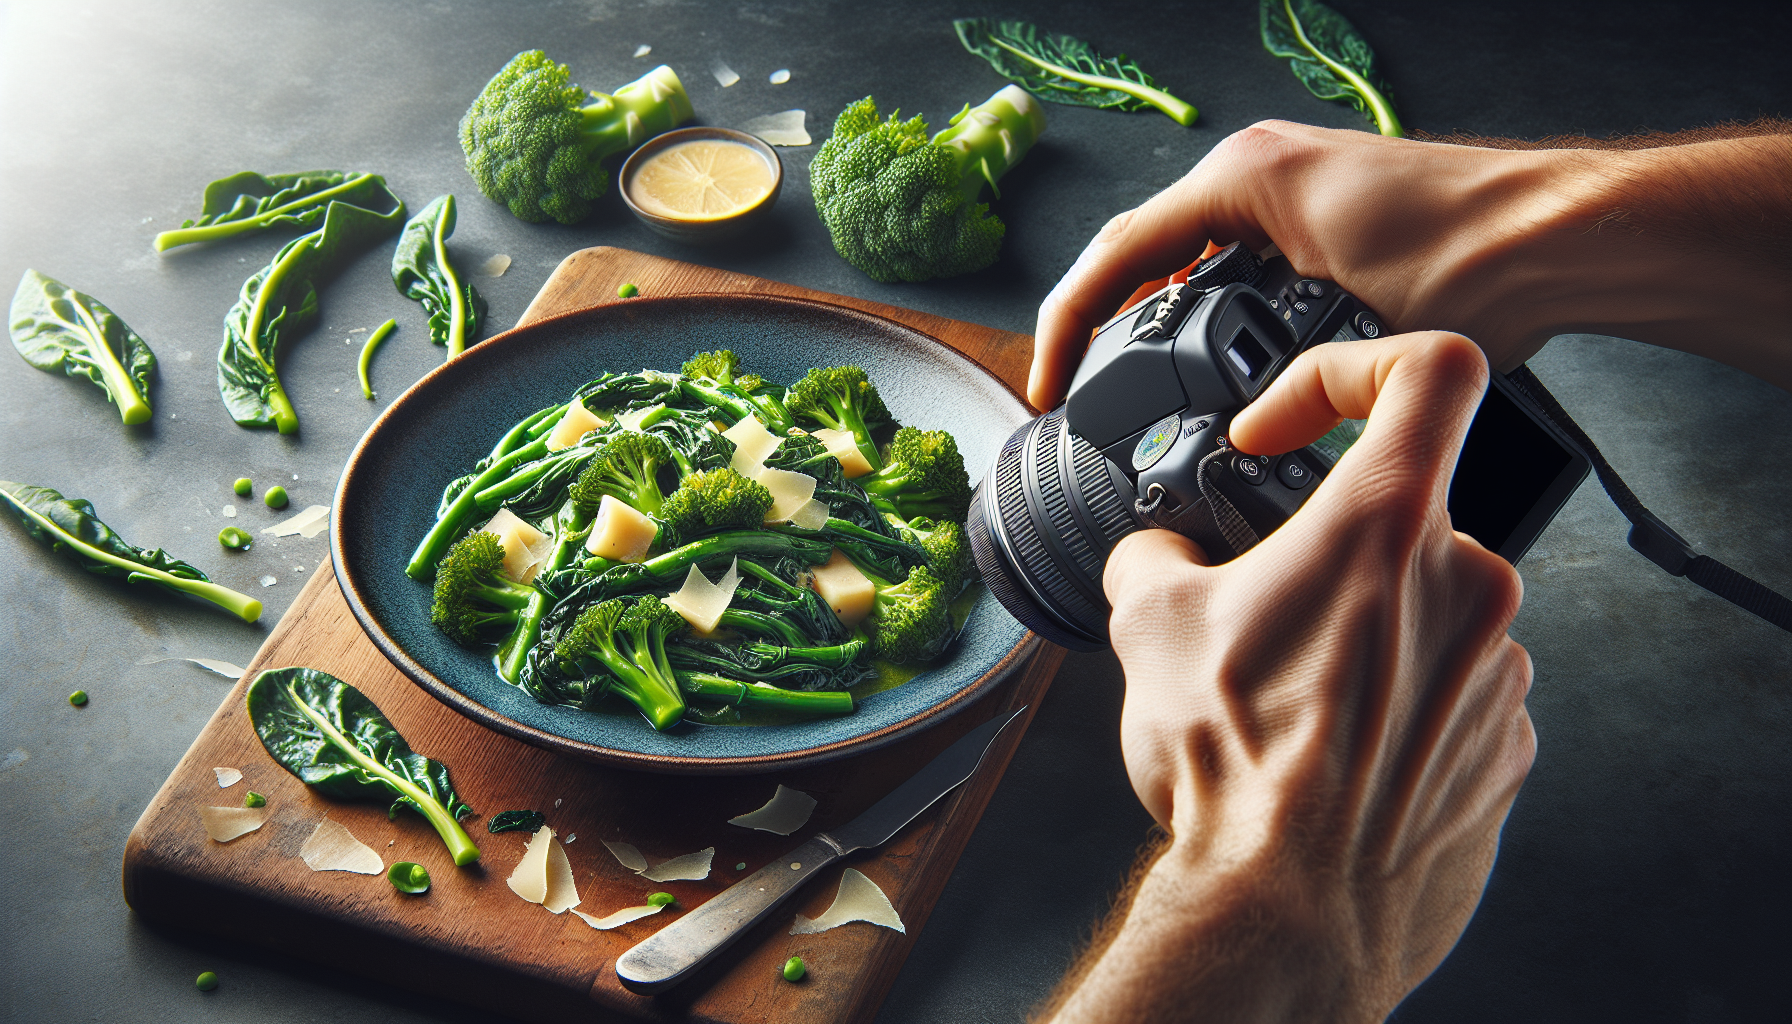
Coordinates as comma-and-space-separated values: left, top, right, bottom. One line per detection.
0, 480, 261, 622
1260, 0, 1402, 136
246, 666, 481, 865
9, 270, 155, 425
391, 195, 487, 358
220, 197, 406, 434
953, 18, 1196, 126
153, 171, 400, 252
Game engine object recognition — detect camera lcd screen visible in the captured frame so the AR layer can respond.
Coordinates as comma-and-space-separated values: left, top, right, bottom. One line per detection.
1447, 380, 1585, 562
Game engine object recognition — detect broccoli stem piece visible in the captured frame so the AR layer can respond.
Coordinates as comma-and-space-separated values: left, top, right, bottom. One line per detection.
675, 671, 854, 717
60, 291, 152, 426
930, 85, 1048, 206
580, 530, 832, 578
152, 173, 384, 251
716, 608, 811, 647
406, 434, 551, 579
497, 497, 591, 683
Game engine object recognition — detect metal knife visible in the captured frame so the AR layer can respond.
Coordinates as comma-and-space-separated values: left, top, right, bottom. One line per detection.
615, 705, 1029, 994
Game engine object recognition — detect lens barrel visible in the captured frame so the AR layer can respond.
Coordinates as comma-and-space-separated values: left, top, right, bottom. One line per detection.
968, 406, 1141, 651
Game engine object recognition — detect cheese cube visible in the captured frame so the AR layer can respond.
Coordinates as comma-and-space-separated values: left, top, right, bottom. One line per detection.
482, 508, 550, 582
545, 401, 605, 450
812, 427, 873, 478
586, 495, 657, 563
809, 548, 875, 627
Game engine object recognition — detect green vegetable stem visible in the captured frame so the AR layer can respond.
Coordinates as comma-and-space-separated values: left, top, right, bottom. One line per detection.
1, 480, 262, 622
1261, 0, 1402, 137
388, 861, 431, 894
9, 270, 155, 425
953, 19, 1197, 126
392, 197, 485, 359
358, 319, 397, 399
246, 667, 481, 865
153, 170, 401, 252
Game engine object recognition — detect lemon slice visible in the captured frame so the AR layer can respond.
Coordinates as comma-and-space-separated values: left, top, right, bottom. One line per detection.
630, 140, 774, 221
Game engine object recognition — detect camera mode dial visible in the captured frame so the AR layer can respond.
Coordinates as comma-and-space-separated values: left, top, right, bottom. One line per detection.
1186, 241, 1264, 291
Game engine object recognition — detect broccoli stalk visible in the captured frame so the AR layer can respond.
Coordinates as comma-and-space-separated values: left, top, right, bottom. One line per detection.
674, 671, 855, 717
408, 431, 552, 579
787, 366, 891, 472
553, 596, 686, 730
810, 85, 1047, 283
859, 427, 973, 522
460, 52, 694, 225
430, 532, 538, 647
680, 350, 795, 434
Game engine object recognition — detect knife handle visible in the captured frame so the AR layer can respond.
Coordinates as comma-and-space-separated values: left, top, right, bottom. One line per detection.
615, 836, 841, 994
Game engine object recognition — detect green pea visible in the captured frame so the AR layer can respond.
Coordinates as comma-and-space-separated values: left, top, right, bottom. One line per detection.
647, 891, 675, 908
68, 690, 88, 707
782, 956, 806, 982
218, 527, 252, 550
617, 282, 639, 298
735, 862, 747, 872
263, 485, 289, 509
243, 792, 266, 808
233, 477, 253, 496
388, 861, 430, 894
195, 971, 219, 991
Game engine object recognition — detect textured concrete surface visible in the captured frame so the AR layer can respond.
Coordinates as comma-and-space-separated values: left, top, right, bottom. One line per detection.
0, 1, 1786, 1021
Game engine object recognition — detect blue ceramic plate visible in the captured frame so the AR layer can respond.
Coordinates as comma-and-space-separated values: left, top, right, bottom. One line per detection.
332, 294, 1037, 774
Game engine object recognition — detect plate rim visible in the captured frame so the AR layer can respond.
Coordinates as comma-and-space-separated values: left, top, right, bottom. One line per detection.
330, 291, 1040, 775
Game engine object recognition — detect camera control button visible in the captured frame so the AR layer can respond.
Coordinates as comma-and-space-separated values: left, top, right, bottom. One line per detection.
1298, 280, 1326, 298
1275, 455, 1314, 490
1291, 299, 1311, 316
1354, 313, 1382, 339
1232, 455, 1268, 486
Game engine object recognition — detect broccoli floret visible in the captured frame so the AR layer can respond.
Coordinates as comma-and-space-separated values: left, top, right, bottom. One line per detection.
552, 596, 686, 730
431, 531, 537, 646
866, 564, 955, 664
657, 467, 773, 547
809, 86, 1046, 283
787, 366, 891, 472
568, 431, 674, 516
681, 350, 740, 385
680, 349, 794, 433
459, 52, 694, 224
860, 427, 972, 522
891, 514, 973, 596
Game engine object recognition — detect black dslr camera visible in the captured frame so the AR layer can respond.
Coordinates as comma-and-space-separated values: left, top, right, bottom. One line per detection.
967, 243, 1590, 651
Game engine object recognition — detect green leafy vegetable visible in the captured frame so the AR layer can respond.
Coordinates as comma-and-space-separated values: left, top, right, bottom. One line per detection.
9, 270, 155, 425
1260, 0, 1401, 137
218, 196, 406, 434
246, 666, 481, 865
153, 171, 402, 252
953, 19, 1197, 126
391, 196, 486, 358
0, 480, 262, 622
487, 809, 546, 834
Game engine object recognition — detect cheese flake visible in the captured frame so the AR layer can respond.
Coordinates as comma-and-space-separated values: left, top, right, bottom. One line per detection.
603, 840, 650, 873
508, 825, 556, 904
299, 817, 383, 874
811, 428, 873, 478
723, 416, 781, 475
586, 495, 657, 563
482, 508, 551, 582
478, 253, 511, 278
663, 559, 739, 633
641, 846, 715, 882
615, 404, 664, 433
788, 498, 830, 532
810, 548, 875, 626
546, 401, 605, 450
544, 829, 581, 913
573, 904, 665, 930
791, 868, 905, 934
759, 468, 817, 522
728, 784, 817, 835
198, 805, 270, 843
212, 767, 243, 788
740, 109, 809, 146
262, 505, 331, 538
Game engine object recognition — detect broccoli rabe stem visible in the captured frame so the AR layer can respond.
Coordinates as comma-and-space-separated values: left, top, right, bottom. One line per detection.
675, 671, 854, 717
431, 196, 474, 358
579, 530, 832, 577
406, 434, 552, 579
240, 235, 320, 434
151, 173, 382, 252
496, 498, 592, 683
984, 38, 1198, 127
62, 296, 152, 425
930, 84, 1048, 207
717, 608, 812, 647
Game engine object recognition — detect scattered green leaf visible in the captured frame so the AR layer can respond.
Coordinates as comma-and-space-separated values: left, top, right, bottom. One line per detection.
153, 171, 400, 252
1260, 0, 1401, 136
487, 809, 547, 834
392, 196, 486, 358
9, 269, 155, 425
953, 19, 1196, 126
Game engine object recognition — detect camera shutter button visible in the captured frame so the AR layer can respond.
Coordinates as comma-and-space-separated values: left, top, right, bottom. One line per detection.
1232, 455, 1268, 485
1275, 455, 1313, 490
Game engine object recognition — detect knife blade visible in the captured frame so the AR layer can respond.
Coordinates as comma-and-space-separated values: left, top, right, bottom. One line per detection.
614, 705, 1029, 994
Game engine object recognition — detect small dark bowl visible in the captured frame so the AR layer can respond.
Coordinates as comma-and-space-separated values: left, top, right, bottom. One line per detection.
619, 127, 783, 245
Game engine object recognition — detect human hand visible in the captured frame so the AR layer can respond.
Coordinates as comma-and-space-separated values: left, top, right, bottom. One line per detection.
1040, 332, 1535, 1023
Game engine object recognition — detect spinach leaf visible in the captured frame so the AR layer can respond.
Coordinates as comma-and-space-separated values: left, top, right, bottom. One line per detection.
220, 197, 406, 434
391, 195, 487, 358
0, 480, 261, 622
487, 809, 546, 834
953, 18, 1197, 126
9, 270, 155, 425
1260, 0, 1402, 136
246, 666, 481, 865
153, 171, 400, 252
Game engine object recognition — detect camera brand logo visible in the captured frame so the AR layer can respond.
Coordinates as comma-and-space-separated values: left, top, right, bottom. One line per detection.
1132, 413, 1182, 471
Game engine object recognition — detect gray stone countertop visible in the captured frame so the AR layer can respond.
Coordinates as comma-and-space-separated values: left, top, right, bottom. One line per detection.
0, 1, 1786, 1021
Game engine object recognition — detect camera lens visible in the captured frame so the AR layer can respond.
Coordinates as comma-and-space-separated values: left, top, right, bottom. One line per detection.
968, 406, 1141, 651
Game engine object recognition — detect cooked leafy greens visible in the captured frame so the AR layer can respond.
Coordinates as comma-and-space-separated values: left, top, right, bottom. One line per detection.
953, 19, 1197, 126
0, 480, 261, 622
246, 666, 481, 865
391, 195, 486, 359
152, 171, 401, 252
487, 809, 546, 834
10, 270, 155, 425
1260, 0, 1401, 137
219, 196, 406, 434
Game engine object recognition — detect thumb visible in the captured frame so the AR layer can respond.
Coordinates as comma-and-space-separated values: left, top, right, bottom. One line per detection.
1104, 528, 1210, 607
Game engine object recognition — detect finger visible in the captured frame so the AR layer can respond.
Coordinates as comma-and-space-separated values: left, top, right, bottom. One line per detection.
1102, 527, 1210, 605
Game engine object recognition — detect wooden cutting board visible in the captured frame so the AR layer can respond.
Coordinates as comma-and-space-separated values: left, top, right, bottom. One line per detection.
123, 248, 1065, 1024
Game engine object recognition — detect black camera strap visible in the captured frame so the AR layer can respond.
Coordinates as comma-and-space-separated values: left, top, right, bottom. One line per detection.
1505, 365, 1792, 633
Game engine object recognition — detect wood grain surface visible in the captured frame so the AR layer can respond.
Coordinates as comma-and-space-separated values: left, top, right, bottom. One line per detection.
122, 247, 1066, 1024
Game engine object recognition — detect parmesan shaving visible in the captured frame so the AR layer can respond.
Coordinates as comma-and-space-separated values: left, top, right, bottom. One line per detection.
812, 427, 873, 477
722, 415, 780, 475
728, 784, 817, 835
768, 69, 792, 85
710, 59, 739, 87
759, 468, 817, 522
788, 498, 830, 532
790, 868, 905, 934
633, 44, 652, 58
478, 253, 511, 277
586, 495, 657, 563
299, 817, 383, 874
198, 805, 269, 843
663, 559, 739, 634
544, 829, 581, 913
262, 505, 331, 538
603, 840, 650, 873
508, 825, 556, 903
641, 847, 715, 882
482, 508, 552, 582
212, 767, 243, 788
573, 904, 665, 930
138, 655, 248, 679
545, 401, 604, 450
739, 109, 809, 146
